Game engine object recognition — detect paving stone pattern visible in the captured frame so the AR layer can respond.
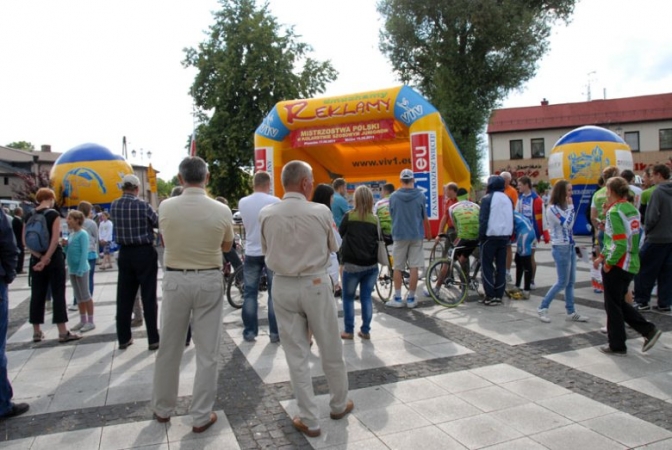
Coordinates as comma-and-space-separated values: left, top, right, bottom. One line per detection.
2, 238, 672, 449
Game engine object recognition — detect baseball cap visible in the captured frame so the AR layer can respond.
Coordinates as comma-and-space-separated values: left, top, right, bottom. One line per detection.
457, 187, 469, 201
122, 174, 140, 188
400, 169, 414, 180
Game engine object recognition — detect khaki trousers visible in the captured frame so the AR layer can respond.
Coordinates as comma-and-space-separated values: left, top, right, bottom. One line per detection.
273, 273, 348, 428
151, 270, 224, 427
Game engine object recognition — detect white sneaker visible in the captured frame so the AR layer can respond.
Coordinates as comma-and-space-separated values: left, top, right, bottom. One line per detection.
68, 305, 78, 311
406, 297, 417, 309
538, 308, 551, 323
386, 297, 405, 308
80, 323, 96, 333
506, 272, 512, 283
422, 288, 431, 297
71, 322, 85, 331
530, 282, 536, 290
567, 312, 588, 322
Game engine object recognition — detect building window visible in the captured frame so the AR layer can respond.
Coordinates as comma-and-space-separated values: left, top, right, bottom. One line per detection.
624, 131, 640, 152
531, 138, 545, 158
510, 139, 523, 159
661, 129, 672, 150
3, 178, 7, 186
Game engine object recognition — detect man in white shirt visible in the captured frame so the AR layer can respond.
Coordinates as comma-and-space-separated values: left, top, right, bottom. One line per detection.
238, 171, 280, 342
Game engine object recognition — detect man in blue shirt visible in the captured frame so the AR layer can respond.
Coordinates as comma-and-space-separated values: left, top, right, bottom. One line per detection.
0, 211, 27, 420
331, 178, 351, 228
110, 174, 160, 351
387, 169, 430, 309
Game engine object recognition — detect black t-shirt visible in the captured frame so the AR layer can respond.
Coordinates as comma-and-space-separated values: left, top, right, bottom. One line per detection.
11, 215, 23, 246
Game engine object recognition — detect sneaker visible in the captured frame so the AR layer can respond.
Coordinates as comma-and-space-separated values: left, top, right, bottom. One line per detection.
505, 272, 512, 283
530, 282, 536, 290
80, 323, 96, 333
642, 328, 663, 353
406, 297, 417, 309
386, 297, 405, 308
538, 308, 551, 323
522, 291, 530, 300
131, 318, 144, 328
599, 345, 627, 356
71, 322, 85, 331
653, 305, 671, 313
422, 288, 431, 297
593, 288, 603, 294
600, 326, 608, 334
634, 303, 651, 311
68, 305, 78, 311
483, 297, 501, 306
566, 312, 588, 322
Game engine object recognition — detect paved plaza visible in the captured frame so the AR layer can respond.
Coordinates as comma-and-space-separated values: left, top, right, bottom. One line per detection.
3, 237, 672, 449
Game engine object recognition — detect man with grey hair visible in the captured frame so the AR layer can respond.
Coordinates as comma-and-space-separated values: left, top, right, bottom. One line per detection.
152, 156, 233, 433
260, 161, 352, 438
110, 174, 160, 350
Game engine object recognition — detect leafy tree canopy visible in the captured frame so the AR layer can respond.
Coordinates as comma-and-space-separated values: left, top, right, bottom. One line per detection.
378, 0, 576, 182
183, 0, 337, 202
156, 177, 175, 199
6, 141, 35, 151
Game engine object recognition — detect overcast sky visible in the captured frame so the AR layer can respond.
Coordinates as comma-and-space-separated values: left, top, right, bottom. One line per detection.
1, 0, 670, 180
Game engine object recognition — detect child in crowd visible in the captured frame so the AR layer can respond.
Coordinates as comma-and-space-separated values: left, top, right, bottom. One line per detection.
511, 211, 535, 300
65, 210, 95, 332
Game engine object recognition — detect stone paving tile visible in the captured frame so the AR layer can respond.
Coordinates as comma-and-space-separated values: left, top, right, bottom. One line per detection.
4, 240, 672, 449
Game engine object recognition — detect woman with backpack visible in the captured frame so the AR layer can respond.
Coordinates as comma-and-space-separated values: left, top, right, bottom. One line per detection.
26, 188, 81, 343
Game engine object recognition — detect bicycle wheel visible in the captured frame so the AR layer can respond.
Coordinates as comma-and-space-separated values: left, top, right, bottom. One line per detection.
426, 259, 467, 307
226, 265, 244, 309
429, 241, 444, 266
375, 264, 393, 302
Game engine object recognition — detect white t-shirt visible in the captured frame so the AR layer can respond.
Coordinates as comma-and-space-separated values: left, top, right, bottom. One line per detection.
239, 192, 281, 256
629, 185, 642, 210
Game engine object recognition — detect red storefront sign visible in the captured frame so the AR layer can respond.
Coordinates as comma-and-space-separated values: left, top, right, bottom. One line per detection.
290, 119, 395, 147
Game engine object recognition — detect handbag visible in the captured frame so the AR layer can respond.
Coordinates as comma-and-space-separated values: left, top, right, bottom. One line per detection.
376, 217, 389, 266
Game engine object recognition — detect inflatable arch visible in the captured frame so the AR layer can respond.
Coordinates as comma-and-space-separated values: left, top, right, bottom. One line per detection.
253, 85, 470, 234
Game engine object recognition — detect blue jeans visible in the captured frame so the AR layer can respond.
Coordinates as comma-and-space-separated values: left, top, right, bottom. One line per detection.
0, 282, 14, 416
342, 266, 378, 335
480, 238, 508, 299
540, 245, 576, 314
242, 255, 277, 341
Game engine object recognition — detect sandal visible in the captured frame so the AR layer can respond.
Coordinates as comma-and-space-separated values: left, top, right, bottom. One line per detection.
59, 331, 82, 343
32, 331, 45, 343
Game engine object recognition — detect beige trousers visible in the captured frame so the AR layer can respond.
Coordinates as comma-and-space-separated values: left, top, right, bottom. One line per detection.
272, 273, 349, 428
151, 270, 224, 427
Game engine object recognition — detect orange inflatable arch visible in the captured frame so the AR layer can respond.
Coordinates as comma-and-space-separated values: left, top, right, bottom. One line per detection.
253, 85, 470, 234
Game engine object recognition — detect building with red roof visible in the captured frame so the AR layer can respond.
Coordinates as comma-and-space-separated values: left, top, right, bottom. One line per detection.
487, 93, 672, 182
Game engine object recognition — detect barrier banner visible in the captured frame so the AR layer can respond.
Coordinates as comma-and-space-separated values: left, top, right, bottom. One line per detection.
411, 132, 439, 220
290, 119, 395, 147
254, 147, 275, 195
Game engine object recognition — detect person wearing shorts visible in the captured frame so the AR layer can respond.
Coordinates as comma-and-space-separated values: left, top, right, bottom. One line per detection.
65, 211, 95, 332
387, 169, 430, 309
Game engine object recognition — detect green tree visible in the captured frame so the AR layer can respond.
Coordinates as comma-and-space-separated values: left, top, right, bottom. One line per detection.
183, 0, 337, 201
6, 141, 35, 151
156, 177, 175, 199
378, 0, 576, 182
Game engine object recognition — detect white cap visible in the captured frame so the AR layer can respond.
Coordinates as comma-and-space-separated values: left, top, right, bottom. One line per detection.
122, 174, 140, 188
400, 169, 414, 180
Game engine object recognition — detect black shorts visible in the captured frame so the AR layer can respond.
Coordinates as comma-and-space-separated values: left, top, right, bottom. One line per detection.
454, 238, 478, 259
